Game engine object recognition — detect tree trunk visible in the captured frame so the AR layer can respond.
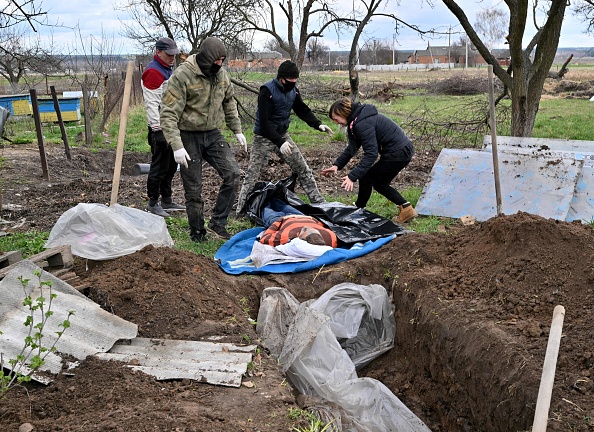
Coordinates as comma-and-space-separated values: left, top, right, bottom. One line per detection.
510, 90, 539, 137
349, 68, 359, 101
442, 0, 567, 138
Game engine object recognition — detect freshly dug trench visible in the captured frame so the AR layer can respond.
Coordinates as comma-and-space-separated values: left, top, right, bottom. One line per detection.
284, 212, 592, 431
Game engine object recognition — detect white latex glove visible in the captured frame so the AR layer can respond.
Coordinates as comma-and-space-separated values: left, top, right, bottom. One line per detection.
319, 124, 333, 135
280, 141, 295, 157
174, 148, 191, 168
235, 133, 248, 152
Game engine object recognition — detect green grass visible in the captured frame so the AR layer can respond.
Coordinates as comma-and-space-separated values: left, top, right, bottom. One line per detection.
284, 114, 335, 148
165, 215, 255, 256
105, 104, 150, 152
0, 231, 50, 258
532, 99, 594, 140
2, 114, 87, 146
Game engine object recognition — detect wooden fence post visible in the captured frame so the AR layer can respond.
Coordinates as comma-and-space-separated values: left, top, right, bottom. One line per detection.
29, 89, 50, 181
50, 85, 72, 160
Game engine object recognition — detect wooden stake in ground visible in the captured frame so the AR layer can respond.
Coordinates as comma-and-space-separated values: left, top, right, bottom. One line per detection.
487, 65, 503, 216
110, 61, 135, 207
532, 305, 565, 432
50, 85, 72, 160
29, 88, 50, 181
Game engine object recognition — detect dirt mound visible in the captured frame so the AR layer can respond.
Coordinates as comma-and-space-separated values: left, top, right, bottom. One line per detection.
1, 143, 593, 431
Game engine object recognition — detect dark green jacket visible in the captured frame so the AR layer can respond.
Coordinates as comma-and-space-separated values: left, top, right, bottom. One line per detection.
160, 54, 242, 151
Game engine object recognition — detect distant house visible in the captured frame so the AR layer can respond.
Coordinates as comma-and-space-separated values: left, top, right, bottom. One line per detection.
408, 45, 458, 65
408, 44, 511, 67
491, 49, 511, 66
251, 51, 283, 60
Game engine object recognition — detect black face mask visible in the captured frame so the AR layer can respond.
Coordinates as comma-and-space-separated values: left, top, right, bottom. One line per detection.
282, 80, 296, 92
210, 63, 222, 75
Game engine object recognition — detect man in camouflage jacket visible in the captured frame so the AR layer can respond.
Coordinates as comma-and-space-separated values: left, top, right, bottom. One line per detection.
161, 37, 248, 242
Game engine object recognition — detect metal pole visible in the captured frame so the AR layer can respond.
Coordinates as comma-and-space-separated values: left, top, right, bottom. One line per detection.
487, 64, 503, 216
448, 25, 451, 69
465, 35, 468, 69
392, 33, 395, 65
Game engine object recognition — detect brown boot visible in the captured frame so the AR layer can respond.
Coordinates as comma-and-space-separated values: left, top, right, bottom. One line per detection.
393, 205, 418, 224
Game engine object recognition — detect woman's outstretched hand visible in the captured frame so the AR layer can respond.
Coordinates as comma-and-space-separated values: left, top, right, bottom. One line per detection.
341, 176, 354, 191
321, 165, 338, 176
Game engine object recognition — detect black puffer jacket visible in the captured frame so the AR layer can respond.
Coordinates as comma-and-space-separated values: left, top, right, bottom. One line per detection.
334, 103, 414, 181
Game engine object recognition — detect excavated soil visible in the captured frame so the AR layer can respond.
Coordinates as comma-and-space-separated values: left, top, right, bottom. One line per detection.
0, 142, 593, 432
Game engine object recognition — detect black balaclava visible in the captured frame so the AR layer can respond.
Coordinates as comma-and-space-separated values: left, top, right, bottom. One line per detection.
277, 60, 299, 92
196, 37, 227, 83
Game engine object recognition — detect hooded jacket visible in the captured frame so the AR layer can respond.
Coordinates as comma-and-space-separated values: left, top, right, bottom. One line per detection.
334, 103, 414, 182
160, 38, 242, 151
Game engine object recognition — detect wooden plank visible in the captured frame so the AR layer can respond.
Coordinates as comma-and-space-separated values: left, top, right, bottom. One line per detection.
0, 245, 73, 279
0, 250, 23, 269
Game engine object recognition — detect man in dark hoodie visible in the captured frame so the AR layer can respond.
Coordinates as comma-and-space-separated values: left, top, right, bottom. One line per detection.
160, 37, 248, 242
235, 60, 332, 214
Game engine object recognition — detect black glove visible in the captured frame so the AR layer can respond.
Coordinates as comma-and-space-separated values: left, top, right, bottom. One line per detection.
152, 130, 168, 147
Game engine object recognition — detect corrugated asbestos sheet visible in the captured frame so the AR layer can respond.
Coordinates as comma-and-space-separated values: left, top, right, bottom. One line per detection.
482, 136, 594, 222
96, 338, 256, 387
415, 148, 582, 222
1, 261, 256, 388
0, 261, 138, 382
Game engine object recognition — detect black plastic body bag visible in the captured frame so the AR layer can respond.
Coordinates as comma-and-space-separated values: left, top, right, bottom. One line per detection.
242, 175, 407, 246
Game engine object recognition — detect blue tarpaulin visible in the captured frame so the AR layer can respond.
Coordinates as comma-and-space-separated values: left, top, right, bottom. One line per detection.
214, 228, 397, 275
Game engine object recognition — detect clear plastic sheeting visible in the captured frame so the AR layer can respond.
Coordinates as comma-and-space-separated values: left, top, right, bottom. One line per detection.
305, 283, 396, 369
257, 284, 431, 432
255, 287, 300, 357
45, 203, 174, 260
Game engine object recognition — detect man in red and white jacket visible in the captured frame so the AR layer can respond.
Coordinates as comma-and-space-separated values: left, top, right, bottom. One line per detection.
142, 37, 185, 217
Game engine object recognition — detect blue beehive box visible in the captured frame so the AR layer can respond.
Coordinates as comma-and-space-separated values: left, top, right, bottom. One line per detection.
38, 97, 81, 122
0, 94, 32, 116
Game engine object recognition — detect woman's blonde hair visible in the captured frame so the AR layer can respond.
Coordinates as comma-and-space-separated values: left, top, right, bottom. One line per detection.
328, 97, 353, 120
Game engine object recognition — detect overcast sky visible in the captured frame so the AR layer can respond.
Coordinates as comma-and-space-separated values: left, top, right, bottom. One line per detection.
36, 0, 594, 54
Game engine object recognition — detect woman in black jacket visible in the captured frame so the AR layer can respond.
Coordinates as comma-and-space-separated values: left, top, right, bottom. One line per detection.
321, 97, 417, 223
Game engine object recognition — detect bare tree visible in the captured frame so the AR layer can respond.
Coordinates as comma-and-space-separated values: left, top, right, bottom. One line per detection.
0, 0, 47, 31
359, 38, 392, 65
345, 0, 441, 99
306, 38, 328, 65
0, 25, 62, 92
442, 0, 567, 137
236, 0, 358, 67
116, 0, 257, 55
573, 0, 594, 34
474, 8, 508, 53
263, 38, 290, 57
64, 26, 130, 131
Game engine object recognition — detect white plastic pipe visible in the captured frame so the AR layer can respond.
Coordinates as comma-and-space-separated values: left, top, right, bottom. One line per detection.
532, 305, 565, 432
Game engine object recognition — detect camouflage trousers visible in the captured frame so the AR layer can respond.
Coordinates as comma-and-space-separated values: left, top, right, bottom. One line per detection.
236, 133, 325, 213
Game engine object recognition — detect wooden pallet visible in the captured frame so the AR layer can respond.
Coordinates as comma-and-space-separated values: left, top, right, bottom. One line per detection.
0, 245, 75, 282
0, 250, 23, 269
